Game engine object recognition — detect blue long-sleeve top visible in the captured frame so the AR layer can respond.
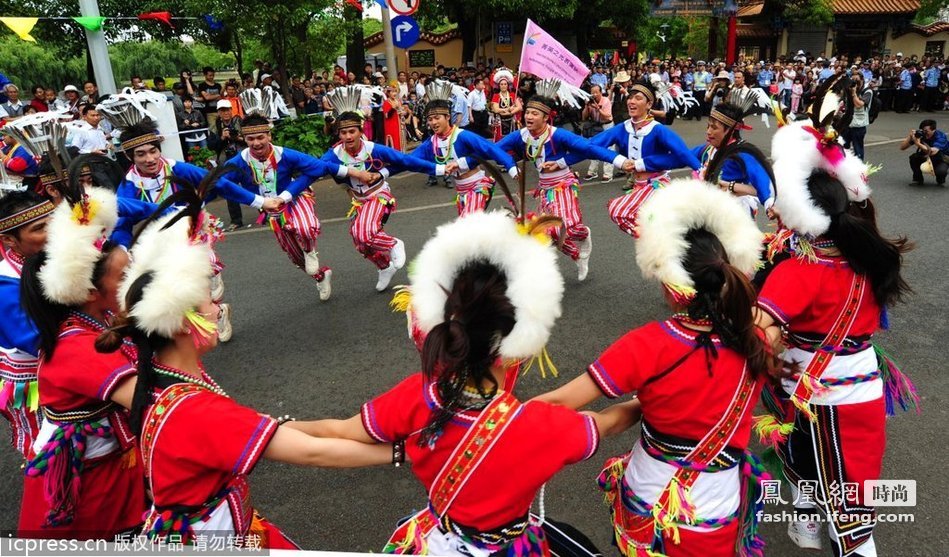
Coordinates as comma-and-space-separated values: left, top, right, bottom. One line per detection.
566, 120, 700, 172
322, 140, 444, 198
0, 259, 38, 356
115, 158, 252, 247
2, 145, 40, 177
693, 144, 774, 207
110, 196, 160, 247
496, 126, 628, 173
225, 146, 349, 203
409, 127, 518, 179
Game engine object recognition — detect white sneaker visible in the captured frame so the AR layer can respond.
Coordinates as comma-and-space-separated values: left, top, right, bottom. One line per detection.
787, 518, 823, 550
217, 303, 233, 343
376, 263, 398, 292
579, 229, 593, 259
317, 269, 332, 301
577, 231, 592, 281
390, 239, 406, 270
210, 274, 224, 302
304, 250, 321, 276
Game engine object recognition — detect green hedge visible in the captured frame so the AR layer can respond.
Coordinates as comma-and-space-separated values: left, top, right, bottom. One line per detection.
271, 115, 334, 157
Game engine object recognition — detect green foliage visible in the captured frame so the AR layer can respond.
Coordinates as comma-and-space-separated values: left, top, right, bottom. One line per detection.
190, 43, 237, 71
363, 18, 383, 37
636, 16, 691, 59
185, 146, 216, 168
0, 36, 85, 91
782, 0, 834, 27
914, 0, 949, 24
271, 115, 333, 157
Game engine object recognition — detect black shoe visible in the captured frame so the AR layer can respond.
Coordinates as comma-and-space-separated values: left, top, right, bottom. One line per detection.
427, 179, 438, 187
442, 180, 452, 189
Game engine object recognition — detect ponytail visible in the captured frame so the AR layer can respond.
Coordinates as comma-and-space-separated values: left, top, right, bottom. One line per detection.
20, 252, 70, 361
808, 173, 913, 307
418, 261, 515, 446
95, 272, 167, 435
683, 228, 785, 379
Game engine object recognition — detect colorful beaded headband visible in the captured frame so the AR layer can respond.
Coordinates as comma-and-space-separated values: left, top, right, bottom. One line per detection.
525, 100, 552, 115
39, 166, 90, 187
425, 104, 451, 116
709, 108, 740, 130
629, 84, 655, 106
336, 113, 364, 129
241, 124, 272, 135
0, 200, 54, 234
120, 132, 163, 153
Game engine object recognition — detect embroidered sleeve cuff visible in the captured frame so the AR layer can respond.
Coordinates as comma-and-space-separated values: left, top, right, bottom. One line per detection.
581, 415, 600, 461
554, 158, 568, 169
250, 195, 265, 210
278, 191, 293, 203
587, 361, 624, 399
508, 166, 519, 179
96, 363, 137, 401
634, 159, 646, 172
763, 197, 775, 210
612, 155, 629, 168
380, 167, 390, 179
757, 298, 789, 326
457, 157, 470, 172
360, 402, 390, 443
435, 164, 446, 177
233, 416, 279, 476
336, 165, 349, 178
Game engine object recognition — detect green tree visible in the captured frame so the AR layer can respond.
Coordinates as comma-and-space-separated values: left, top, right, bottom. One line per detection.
781, 0, 834, 26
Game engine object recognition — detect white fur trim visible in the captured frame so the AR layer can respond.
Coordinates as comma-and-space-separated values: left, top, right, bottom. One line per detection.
121, 209, 213, 338
635, 179, 763, 290
409, 211, 563, 360
770, 122, 872, 237
39, 187, 119, 306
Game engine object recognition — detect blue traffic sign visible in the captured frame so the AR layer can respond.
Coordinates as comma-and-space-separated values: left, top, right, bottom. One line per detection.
392, 15, 420, 49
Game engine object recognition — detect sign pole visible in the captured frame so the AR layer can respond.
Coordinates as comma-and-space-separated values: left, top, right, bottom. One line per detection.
79, 0, 117, 94
381, 6, 399, 81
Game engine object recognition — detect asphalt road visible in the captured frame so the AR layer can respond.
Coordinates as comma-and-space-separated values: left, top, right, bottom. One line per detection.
0, 111, 945, 556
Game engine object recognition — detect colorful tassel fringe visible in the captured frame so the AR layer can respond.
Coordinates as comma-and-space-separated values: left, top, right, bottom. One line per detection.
875, 344, 921, 416
752, 414, 795, 447
521, 347, 559, 379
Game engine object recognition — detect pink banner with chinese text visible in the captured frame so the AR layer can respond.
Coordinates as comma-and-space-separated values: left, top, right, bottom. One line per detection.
518, 19, 590, 87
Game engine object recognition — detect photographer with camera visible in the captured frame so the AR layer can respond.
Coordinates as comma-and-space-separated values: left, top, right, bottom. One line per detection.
901, 119, 948, 187
843, 73, 873, 161
582, 84, 614, 182
705, 70, 732, 110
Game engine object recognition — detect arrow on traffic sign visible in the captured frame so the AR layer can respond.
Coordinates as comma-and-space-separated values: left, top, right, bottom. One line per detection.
391, 15, 420, 49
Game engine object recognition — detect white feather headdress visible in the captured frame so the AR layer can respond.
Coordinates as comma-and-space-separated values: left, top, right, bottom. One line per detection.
239, 87, 288, 120
635, 179, 763, 302
649, 74, 699, 113
97, 87, 167, 131
424, 79, 469, 104
409, 211, 563, 360
531, 78, 591, 110
38, 187, 119, 306
492, 68, 515, 87
770, 120, 871, 238
120, 209, 215, 338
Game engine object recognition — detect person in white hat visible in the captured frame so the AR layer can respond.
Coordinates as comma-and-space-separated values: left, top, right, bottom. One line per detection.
61, 85, 82, 120
210, 99, 248, 230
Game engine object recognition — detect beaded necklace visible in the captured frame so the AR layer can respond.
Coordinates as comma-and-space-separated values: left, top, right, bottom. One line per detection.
432, 126, 460, 164
249, 147, 279, 197
132, 160, 174, 204
0, 243, 25, 276
525, 125, 552, 162
672, 312, 713, 329
152, 360, 226, 396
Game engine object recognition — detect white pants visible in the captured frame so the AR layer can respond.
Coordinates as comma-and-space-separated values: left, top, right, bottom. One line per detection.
586, 122, 615, 179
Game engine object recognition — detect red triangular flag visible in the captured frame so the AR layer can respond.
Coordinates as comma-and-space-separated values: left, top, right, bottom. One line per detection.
138, 11, 174, 29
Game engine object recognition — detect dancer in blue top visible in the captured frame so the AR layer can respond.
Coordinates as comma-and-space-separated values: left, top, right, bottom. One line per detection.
567, 78, 701, 238
410, 80, 518, 216
222, 114, 377, 302
694, 99, 775, 217
0, 191, 49, 463
496, 78, 632, 281
322, 85, 453, 292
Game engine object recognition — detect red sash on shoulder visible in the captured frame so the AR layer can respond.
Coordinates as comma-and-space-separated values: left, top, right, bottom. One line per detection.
383, 391, 523, 554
